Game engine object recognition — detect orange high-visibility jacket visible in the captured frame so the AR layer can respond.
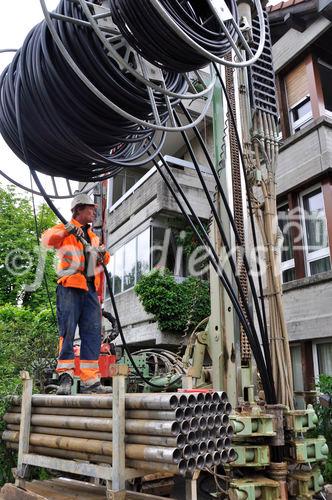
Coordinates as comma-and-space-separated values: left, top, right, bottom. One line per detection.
41, 219, 110, 291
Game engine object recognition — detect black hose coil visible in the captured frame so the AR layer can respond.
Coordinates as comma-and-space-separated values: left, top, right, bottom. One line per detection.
110, 0, 239, 72
0, 0, 187, 182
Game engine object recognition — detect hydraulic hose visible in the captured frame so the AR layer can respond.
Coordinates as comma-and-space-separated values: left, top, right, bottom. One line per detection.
110, 0, 238, 72
0, 0, 185, 182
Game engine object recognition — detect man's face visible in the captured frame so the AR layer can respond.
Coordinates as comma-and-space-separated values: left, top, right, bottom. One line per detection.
80, 205, 97, 224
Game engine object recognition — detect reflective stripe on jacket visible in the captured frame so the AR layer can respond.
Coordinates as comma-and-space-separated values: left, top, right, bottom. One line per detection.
41, 218, 110, 292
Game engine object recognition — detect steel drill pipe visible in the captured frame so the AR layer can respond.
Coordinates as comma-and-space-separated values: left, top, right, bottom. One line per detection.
183, 407, 193, 419
217, 391, 228, 403
195, 430, 202, 442
209, 428, 219, 439
211, 393, 221, 404
218, 425, 227, 438
192, 405, 202, 418
201, 429, 209, 440
204, 393, 212, 405
207, 440, 215, 454
195, 393, 205, 405
187, 394, 197, 407
182, 445, 192, 459
187, 458, 196, 472
191, 443, 199, 457
221, 449, 229, 464
4, 413, 181, 436
11, 393, 186, 410
198, 417, 207, 430
180, 420, 190, 434
227, 448, 237, 462
204, 453, 213, 468
5, 423, 188, 448
214, 415, 222, 427
6, 442, 188, 475
223, 437, 231, 449
186, 431, 196, 445
199, 441, 207, 454
216, 403, 225, 414
221, 414, 230, 425
10, 405, 185, 422
188, 417, 199, 431
2, 431, 183, 464
207, 416, 215, 430
226, 424, 234, 438
215, 438, 224, 451
224, 402, 232, 415
212, 451, 221, 465
196, 455, 205, 469
209, 403, 217, 414
201, 404, 210, 416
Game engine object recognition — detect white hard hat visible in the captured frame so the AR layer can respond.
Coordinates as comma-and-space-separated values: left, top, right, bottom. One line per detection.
71, 193, 97, 211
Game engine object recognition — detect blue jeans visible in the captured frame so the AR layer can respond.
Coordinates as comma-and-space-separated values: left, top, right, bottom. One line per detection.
56, 284, 101, 383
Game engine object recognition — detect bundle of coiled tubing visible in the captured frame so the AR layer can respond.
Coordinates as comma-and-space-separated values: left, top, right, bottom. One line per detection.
0, 0, 238, 182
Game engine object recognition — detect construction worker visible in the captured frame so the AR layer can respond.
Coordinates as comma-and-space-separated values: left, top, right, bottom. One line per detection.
42, 193, 112, 395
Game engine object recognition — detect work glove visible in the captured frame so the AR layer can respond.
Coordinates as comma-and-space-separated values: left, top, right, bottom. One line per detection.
97, 244, 107, 264
65, 223, 84, 239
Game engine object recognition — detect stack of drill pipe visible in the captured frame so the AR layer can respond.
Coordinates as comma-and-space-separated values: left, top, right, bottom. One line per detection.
2, 392, 235, 476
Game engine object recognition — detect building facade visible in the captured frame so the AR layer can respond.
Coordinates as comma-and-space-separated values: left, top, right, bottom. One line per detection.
269, 0, 332, 404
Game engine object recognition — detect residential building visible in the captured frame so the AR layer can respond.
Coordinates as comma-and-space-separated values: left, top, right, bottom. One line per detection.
268, 0, 332, 405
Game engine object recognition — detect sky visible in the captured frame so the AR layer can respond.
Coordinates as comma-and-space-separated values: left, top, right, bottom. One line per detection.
0, 0, 73, 219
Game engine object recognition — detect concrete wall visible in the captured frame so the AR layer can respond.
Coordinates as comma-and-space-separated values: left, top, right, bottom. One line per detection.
277, 118, 332, 196
272, 16, 331, 72
283, 271, 332, 341
106, 165, 214, 249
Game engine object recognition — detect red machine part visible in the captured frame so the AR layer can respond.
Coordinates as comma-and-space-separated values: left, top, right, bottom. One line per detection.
74, 345, 117, 378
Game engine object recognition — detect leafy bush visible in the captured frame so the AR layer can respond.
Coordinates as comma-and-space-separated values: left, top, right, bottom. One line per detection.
312, 374, 332, 483
134, 268, 210, 333
0, 305, 58, 485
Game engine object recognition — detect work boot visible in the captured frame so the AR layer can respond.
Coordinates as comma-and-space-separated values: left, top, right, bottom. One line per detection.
56, 373, 73, 395
80, 382, 112, 394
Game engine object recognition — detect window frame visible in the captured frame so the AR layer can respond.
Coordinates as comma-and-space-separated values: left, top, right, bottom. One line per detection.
299, 184, 331, 277
312, 338, 332, 380
277, 202, 296, 283
106, 227, 151, 297
289, 95, 313, 134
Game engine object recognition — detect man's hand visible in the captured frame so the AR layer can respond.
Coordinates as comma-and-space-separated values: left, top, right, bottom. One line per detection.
97, 244, 107, 264
65, 223, 84, 238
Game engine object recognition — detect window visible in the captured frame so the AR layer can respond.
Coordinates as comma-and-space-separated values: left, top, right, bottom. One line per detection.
313, 340, 332, 378
106, 228, 150, 296
277, 203, 295, 283
318, 59, 332, 113
108, 170, 145, 208
317, 343, 332, 376
284, 62, 313, 134
301, 187, 331, 276
152, 226, 187, 276
289, 96, 312, 133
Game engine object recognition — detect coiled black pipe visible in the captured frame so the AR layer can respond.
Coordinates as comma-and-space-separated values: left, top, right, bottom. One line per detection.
0, 0, 186, 182
110, 0, 238, 72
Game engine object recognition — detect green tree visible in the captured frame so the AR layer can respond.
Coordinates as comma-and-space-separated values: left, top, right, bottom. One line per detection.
0, 186, 58, 309
134, 268, 210, 333
0, 304, 58, 485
